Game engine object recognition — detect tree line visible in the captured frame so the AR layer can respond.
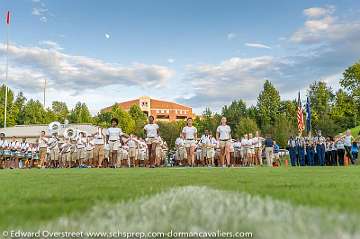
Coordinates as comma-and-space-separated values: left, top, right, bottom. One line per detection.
1, 61, 359, 148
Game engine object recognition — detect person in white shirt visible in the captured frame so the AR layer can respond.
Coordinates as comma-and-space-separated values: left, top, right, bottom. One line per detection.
76, 131, 87, 166
18, 138, 29, 169
248, 133, 255, 166
137, 139, 148, 167
144, 116, 160, 167
207, 135, 217, 166
106, 118, 124, 167
233, 139, 242, 166
0, 133, 8, 169
9, 136, 20, 169
175, 134, 187, 166
85, 136, 95, 167
125, 134, 139, 167
92, 126, 105, 168
199, 129, 211, 166
253, 131, 264, 166
38, 131, 48, 168
60, 138, 73, 168
48, 132, 60, 168
216, 117, 232, 167
241, 134, 250, 166
182, 118, 198, 166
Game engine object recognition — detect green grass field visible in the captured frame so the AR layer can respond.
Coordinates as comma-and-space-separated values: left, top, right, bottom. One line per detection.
1, 167, 360, 233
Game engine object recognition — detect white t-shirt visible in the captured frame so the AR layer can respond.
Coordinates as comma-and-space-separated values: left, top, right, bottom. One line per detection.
216, 125, 231, 140
144, 124, 159, 138
106, 127, 123, 141
0, 140, 8, 148
241, 139, 250, 148
20, 142, 29, 151
10, 141, 20, 149
344, 135, 352, 147
200, 135, 211, 145
175, 137, 185, 147
127, 139, 137, 148
38, 137, 48, 148
182, 126, 197, 140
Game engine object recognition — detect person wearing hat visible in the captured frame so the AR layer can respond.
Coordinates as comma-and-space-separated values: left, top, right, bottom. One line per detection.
106, 118, 124, 167
314, 130, 326, 166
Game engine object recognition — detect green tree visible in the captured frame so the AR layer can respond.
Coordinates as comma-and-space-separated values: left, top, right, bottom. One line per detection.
221, 100, 247, 129
52, 101, 69, 122
234, 117, 259, 139
271, 114, 297, 147
69, 102, 92, 123
193, 108, 218, 136
13, 92, 27, 125
0, 85, 16, 127
279, 100, 298, 130
341, 61, 360, 110
256, 80, 281, 132
158, 121, 186, 148
330, 89, 357, 131
22, 99, 47, 124
129, 104, 147, 137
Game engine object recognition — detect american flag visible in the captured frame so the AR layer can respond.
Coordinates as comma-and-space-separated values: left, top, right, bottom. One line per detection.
6, 11, 10, 25
297, 92, 304, 133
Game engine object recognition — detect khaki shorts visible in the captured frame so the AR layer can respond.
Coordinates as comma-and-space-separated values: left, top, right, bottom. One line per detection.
86, 150, 94, 161
219, 140, 231, 149
49, 148, 59, 161
176, 147, 187, 160
129, 148, 136, 158
185, 139, 196, 148
207, 148, 215, 158
146, 137, 158, 145
109, 140, 121, 151
156, 146, 163, 158
77, 148, 86, 159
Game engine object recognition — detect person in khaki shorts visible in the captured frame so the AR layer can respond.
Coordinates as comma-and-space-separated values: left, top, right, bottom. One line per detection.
182, 118, 198, 167
47, 132, 60, 168
85, 136, 94, 167
125, 134, 139, 167
38, 131, 48, 168
175, 134, 187, 166
60, 138, 72, 168
92, 126, 105, 167
144, 116, 160, 168
76, 132, 87, 166
216, 117, 232, 167
106, 118, 124, 167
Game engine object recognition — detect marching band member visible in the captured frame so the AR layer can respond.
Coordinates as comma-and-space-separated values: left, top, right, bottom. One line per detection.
48, 132, 60, 168
296, 136, 306, 166
86, 136, 95, 167
38, 131, 48, 168
305, 137, 315, 166
92, 126, 105, 168
76, 132, 87, 167
199, 129, 211, 166
216, 117, 232, 167
314, 130, 326, 166
182, 118, 197, 167
233, 139, 242, 166
208, 134, 217, 167
137, 139, 147, 167
248, 133, 255, 166
60, 138, 72, 168
155, 136, 165, 167
126, 134, 139, 167
19, 138, 29, 169
0, 133, 8, 169
335, 135, 345, 166
175, 133, 187, 166
144, 116, 160, 168
103, 143, 110, 168
9, 136, 20, 169
241, 134, 251, 166
343, 129, 354, 164
253, 131, 264, 166
106, 118, 124, 168
287, 136, 297, 166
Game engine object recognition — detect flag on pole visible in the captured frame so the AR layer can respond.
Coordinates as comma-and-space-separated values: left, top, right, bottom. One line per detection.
305, 96, 311, 134
6, 11, 10, 25
297, 92, 304, 134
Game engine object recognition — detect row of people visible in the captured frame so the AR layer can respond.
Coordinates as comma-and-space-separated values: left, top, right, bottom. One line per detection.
287, 130, 359, 166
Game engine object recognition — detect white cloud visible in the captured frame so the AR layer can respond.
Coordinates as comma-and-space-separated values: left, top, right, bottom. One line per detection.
0, 43, 175, 94
39, 16, 47, 23
227, 33, 236, 40
167, 58, 175, 64
291, 6, 360, 44
32, 7, 48, 16
245, 43, 272, 49
39, 40, 63, 51
303, 6, 335, 18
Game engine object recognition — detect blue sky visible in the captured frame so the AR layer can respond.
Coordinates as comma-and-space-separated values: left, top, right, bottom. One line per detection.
0, 0, 360, 114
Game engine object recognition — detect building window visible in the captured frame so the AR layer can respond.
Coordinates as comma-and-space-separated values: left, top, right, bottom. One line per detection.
157, 115, 170, 119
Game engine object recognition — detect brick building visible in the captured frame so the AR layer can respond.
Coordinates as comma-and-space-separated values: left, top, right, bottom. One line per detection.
102, 96, 193, 122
